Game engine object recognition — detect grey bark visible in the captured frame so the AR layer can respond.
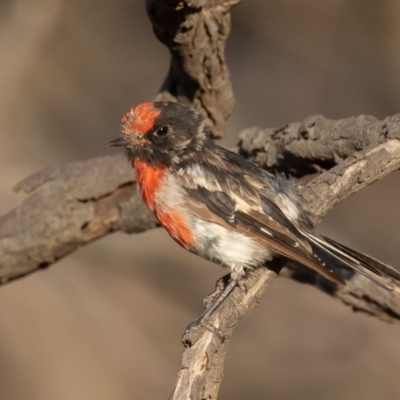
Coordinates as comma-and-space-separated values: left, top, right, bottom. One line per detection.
238, 114, 400, 178
147, 0, 240, 138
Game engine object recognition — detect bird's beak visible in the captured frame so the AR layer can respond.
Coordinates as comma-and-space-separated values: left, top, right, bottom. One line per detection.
107, 137, 133, 147
107, 136, 150, 147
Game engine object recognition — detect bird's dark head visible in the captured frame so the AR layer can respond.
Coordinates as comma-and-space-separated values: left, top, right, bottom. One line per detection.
108, 102, 207, 166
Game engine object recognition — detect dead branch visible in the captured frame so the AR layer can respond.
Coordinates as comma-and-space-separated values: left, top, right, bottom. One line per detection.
146, 0, 240, 138
302, 137, 400, 224
171, 264, 282, 400
1, 154, 156, 284
281, 262, 400, 325
238, 113, 400, 177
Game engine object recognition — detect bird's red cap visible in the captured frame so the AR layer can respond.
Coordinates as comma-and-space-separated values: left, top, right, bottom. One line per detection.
121, 102, 163, 135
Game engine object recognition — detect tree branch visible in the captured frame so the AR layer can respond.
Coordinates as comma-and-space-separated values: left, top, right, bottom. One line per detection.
1, 154, 156, 284
147, 0, 240, 138
238, 113, 400, 177
281, 262, 400, 325
171, 264, 281, 400
301, 137, 400, 224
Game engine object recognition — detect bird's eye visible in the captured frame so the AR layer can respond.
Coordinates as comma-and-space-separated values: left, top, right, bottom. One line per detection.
154, 126, 170, 137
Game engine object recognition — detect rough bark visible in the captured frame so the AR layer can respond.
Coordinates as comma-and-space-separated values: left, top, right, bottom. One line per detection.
281, 262, 400, 325
1, 154, 157, 284
301, 136, 400, 223
238, 113, 400, 177
1, 1, 400, 399
171, 265, 281, 400
147, 0, 240, 138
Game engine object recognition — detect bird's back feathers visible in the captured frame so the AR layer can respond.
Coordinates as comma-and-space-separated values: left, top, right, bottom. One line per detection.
177, 142, 399, 290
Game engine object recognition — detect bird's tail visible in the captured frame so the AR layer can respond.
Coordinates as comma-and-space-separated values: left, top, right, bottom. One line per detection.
302, 232, 400, 291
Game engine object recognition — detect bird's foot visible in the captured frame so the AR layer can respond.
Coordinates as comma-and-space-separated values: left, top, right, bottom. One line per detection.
182, 276, 239, 344
182, 316, 223, 345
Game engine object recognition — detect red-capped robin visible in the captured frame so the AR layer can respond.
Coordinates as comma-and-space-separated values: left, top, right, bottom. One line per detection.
109, 101, 400, 316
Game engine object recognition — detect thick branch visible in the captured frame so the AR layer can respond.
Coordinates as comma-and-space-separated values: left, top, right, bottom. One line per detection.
281, 262, 400, 324
238, 114, 400, 176
1, 154, 156, 284
147, 0, 239, 138
301, 138, 400, 223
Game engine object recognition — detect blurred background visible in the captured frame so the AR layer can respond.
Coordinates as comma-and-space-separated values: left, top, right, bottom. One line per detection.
1, 1, 400, 399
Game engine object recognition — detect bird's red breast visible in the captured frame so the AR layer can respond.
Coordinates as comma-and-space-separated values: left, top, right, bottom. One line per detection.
134, 158, 166, 210
156, 210, 195, 248
134, 158, 195, 248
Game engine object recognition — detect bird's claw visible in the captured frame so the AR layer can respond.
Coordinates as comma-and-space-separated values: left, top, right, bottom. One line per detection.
182, 317, 224, 345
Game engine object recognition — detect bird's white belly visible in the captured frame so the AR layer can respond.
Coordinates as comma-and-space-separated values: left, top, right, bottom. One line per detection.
191, 219, 271, 271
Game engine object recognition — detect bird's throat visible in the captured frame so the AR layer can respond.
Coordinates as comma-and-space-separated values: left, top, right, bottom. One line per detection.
134, 158, 166, 210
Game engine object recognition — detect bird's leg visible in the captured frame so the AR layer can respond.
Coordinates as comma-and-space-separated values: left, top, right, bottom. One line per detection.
185, 268, 246, 336
201, 278, 238, 319
184, 278, 237, 337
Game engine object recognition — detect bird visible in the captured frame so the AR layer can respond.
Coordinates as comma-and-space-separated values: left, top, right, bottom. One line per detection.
109, 101, 400, 318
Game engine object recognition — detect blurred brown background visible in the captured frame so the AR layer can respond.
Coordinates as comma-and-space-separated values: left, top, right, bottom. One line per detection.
1, 1, 400, 399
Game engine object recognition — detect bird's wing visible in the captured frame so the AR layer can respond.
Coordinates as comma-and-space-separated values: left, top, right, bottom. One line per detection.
182, 184, 345, 285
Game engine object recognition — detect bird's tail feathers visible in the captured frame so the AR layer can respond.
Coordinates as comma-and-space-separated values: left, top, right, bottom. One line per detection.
303, 232, 400, 292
